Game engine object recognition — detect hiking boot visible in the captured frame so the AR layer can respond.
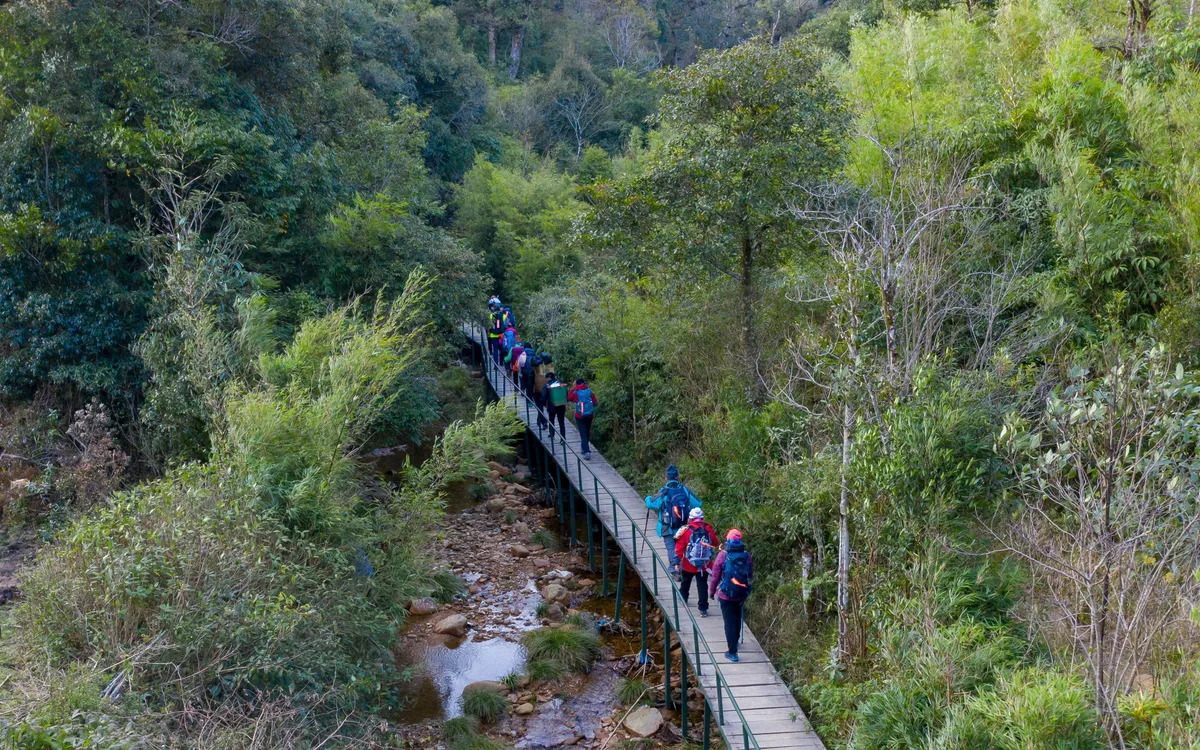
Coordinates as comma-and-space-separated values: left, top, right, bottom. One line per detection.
725, 652, 739, 662
584, 452, 591, 460
560, 438, 566, 445
699, 609, 709, 618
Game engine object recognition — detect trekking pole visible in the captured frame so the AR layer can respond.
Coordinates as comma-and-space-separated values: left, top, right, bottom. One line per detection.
740, 604, 745, 645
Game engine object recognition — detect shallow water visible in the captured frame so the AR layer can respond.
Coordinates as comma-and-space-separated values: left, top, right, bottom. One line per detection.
393, 635, 527, 721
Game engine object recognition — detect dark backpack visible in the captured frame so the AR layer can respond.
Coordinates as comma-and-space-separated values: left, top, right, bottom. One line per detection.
660, 484, 691, 533
719, 544, 752, 601
489, 312, 504, 336
684, 525, 714, 568
522, 353, 538, 376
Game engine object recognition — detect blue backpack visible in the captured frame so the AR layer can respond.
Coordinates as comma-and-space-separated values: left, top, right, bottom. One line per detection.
719, 541, 752, 601
575, 387, 595, 417
660, 484, 691, 532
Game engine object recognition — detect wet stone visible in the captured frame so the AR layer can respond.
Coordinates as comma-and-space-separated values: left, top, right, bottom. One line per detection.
408, 598, 438, 616
433, 614, 469, 637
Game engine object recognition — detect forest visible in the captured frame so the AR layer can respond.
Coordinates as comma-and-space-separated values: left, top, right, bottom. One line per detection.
1, 0, 1199, 747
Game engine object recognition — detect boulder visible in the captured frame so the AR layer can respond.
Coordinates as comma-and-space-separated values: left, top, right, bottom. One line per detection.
488, 461, 513, 476
624, 706, 663, 738
543, 603, 565, 621
577, 579, 596, 588
509, 544, 530, 558
463, 679, 508, 695
513, 521, 531, 540
511, 483, 532, 496
515, 702, 535, 715
488, 469, 501, 481
485, 498, 507, 513
407, 598, 438, 616
541, 583, 569, 604
532, 557, 553, 569
433, 614, 469, 637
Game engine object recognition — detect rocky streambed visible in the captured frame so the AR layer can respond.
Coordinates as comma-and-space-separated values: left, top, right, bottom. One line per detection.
387, 460, 715, 749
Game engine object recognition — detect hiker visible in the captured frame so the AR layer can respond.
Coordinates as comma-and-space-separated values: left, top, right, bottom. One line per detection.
645, 464, 701, 575
504, 338, 525, 377
487, 305, 506, 365
709, 529, 753, 662
500, 324, 516, 363
503, 305, 516, 329
540, 371, 568, 442
674, 507, 717, 617
520, 348, 538, 395
568, 378, 597, 459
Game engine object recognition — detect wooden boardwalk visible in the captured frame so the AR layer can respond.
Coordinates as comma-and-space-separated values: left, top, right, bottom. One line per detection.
464, 325, 825, 750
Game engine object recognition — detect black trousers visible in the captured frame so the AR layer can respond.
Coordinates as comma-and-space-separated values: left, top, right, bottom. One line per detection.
720, 598, 744, 655
576, 414, 593, 454
543, 404, 566, 438
680, 570, 709, 612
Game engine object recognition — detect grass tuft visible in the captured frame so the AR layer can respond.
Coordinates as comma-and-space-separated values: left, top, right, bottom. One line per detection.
521, 623, 601, 679
442, 716, 479, 742
432, 569, 467, 603
618, 677, 653, 706
530, 529, 559, 551
503, 509, 519, 524
462, 688, 508, 724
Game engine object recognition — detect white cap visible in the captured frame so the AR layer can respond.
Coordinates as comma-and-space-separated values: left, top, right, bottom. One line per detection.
689, 507, 704, 521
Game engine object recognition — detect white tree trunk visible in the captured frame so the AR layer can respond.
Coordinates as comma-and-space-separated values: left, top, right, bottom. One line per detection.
837, 403, 852, 665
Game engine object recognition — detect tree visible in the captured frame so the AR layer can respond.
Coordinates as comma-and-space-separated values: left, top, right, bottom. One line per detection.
999, 340, 1200, 745
584, 36, 849, 383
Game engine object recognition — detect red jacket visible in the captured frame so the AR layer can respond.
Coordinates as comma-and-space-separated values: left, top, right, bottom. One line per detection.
674, 521, 718, 574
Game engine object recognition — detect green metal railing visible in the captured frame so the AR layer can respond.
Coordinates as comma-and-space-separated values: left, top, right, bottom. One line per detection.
467, 323, 764, 750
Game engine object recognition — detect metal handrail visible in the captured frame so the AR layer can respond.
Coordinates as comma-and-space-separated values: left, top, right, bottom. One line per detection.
467, 323, 766, 750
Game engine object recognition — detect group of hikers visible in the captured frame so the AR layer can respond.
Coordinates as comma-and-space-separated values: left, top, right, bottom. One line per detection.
486, 297, 598, 459
484, 297, 753, 663
646, 463, 752, 662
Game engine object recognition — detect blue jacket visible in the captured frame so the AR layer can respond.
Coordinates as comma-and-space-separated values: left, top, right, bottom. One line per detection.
644, 480, 701, 537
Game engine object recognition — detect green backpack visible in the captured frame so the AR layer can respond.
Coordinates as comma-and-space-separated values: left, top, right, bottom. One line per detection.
547, 382, 568, 407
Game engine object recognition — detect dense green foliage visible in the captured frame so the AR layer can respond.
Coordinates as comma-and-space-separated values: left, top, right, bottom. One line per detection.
5, 0, 1200, 746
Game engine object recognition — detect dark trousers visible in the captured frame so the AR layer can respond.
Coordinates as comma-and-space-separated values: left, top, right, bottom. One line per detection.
575, 414, 593, 454
488, 337, 501, 365
720, 598, 744, 655
521, 371, 534, 395
680, 570, 709, 612
544, 405, 566, 438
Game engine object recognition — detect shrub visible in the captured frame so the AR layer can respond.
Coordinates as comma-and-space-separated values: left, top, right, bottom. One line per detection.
503, 510, 518, 524
521, 623, 601, 678
462, 688, 508, 724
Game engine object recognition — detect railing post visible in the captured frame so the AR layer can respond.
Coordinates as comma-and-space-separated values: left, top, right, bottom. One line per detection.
601, 525, 609, 596
613, 552, 626, 623
681, 648, 689, 739
718, 674, 724, 725
587, 505, 595, 571
704, 700, 711, 750
664, 618, 673, 711
639, 579, 648, 660
694, 629, 702, 677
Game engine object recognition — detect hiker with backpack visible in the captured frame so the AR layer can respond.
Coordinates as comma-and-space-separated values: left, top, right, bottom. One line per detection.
674, 507, 717, 617
500, 325, 516, 364
567, 378, 597, 459
504, 339, 525, 377
520, 348, 539, 395
644, 464, 701, 576
487, 305, 506, 365
708, 529, 753, 662
540, 372, 568, 442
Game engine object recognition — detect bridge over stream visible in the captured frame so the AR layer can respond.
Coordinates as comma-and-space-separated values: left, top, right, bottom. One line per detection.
463, 324, 825, 750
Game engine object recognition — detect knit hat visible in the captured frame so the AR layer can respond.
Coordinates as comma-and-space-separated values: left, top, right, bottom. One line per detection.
666, 464, 679, 480
726, 528, 742, 542
688, 507, 704, 521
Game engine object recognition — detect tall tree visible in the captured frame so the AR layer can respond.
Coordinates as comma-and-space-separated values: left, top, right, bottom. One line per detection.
584, 36, 849, 382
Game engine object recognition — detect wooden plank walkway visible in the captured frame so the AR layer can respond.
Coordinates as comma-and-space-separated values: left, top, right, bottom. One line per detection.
464, 325, 825, 750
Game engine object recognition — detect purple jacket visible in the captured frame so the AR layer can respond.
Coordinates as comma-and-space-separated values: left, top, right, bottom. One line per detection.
708, 547, 753, 601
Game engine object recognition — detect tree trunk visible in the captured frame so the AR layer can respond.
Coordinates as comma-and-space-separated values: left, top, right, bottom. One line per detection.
740, 220, 756, 366
488, 21, 496, 65
837, 403, 852, 666
1191, 0, 1196, 27
801, 547, 812, 619
508, 26, 525, 79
